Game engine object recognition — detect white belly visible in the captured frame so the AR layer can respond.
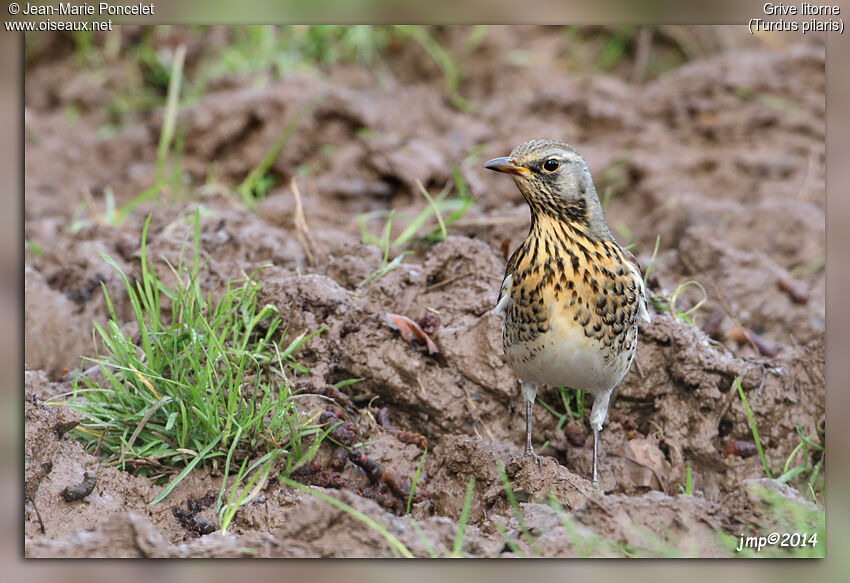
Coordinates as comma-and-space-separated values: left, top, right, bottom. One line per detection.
504, 323, 634, 395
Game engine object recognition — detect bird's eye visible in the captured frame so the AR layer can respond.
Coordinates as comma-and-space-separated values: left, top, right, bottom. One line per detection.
542, 158, 560, 172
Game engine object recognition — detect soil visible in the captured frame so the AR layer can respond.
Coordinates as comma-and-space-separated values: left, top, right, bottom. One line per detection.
24, 27, 825, 557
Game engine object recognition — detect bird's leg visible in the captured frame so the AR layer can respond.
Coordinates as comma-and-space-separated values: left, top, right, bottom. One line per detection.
592, 427, 600, 490
589, 390, 612, 492
520, 380, 542, 468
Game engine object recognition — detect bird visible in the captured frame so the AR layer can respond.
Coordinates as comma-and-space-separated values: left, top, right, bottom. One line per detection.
484, 139, 650, 489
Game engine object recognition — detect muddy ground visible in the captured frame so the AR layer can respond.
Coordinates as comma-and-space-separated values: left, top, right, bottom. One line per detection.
24, 26, 825, 557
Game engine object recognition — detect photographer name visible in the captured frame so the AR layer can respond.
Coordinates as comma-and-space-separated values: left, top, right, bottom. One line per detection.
21, 3, 154, 16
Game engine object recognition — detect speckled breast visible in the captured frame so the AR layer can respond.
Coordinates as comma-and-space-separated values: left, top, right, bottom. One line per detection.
500, 219, 643, 394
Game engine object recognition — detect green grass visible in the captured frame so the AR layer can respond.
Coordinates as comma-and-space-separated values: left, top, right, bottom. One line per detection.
537, 384, 586, 456
546, 495, 613, 557
282, 472, 477, 558
69, 43, 187, 231
548, 483, 824, 557
119, 43, 187, 222
732, 373, 823, 505
50, 25, 477, 133
356, 167, 474, 288
642, 234, 661, 281
393, 26, 473, 112
155, 45, 186, 186
358, 167, 474, 250
357, 211, 414, 288
792, 259, 825, 277
407, 448, 428, 514
718, 483, 824, 558
55, 26, 483, 231
281, 477, 414, 557
216, 426, 322, 533
537, 387, 584, 456
496, 462, 540, 555
278, 455, 824, 557
54, 212, 328, 505
25, 240, 43, 256
597, 158, 631, 211
777, 425, 824, 504
560, 26, 716, 83
61, 26, 471, 120
237, 99, 321, 207
640, 235, 709, 326
679, 462, 693, 495
201, 26, 394, 82
595, 26, 639, 72
734, 377, 773, 479
451, 477, 476, 557
493, 465, 681, 558
664, 280, 708, 325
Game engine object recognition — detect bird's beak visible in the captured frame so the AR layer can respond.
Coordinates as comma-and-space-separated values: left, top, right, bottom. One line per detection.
484, 157, 531, 176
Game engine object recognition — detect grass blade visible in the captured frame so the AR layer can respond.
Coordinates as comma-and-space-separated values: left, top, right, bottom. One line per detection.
735, 377, 773, 479
406, 448, 427, 515
452, 476, 475, 557
281, 477, 414, 558
150, 434, 222, 504
156, 44, 186, 185
496, 461, 540, 556
238, 99, 322, 206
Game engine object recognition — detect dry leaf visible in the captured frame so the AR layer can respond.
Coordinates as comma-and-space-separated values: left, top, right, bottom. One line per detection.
384, 313, 440, 355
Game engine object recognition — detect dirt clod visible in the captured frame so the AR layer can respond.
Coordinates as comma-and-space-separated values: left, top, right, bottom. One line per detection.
62, 471, 97, 502
418, 312, 440, 337
722, 440, 759, 459
728, 326, 779, 358
505, 456, 593, 509
172, 491, 218, 538
564, 423, 586, 447
777, 276, 810, 305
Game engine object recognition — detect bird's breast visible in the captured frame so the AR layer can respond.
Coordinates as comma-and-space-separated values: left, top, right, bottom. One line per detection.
501, 219, 643, 392
504, 320, 636, 394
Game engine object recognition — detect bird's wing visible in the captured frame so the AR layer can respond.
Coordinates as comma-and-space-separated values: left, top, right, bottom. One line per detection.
495, 273, 512, 314
496, 244, 523, 314
622, 248, 651, 323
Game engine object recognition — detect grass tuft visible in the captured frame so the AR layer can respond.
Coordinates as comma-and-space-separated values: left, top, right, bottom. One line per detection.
56, 211, 327, 505
778, 425, 824, 503
668, 280, 707, 324
356, 168, 474, 288
358, 211, 414, 288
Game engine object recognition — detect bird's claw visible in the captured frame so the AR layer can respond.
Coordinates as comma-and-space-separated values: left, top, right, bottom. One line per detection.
522, 448, 543, 470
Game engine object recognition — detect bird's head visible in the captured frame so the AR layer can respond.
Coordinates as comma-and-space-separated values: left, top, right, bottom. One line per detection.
484, 139, 609, 236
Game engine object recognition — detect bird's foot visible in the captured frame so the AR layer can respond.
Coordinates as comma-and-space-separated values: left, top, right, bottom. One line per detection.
522, 447, 543, 470
592, 478, 600, 491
